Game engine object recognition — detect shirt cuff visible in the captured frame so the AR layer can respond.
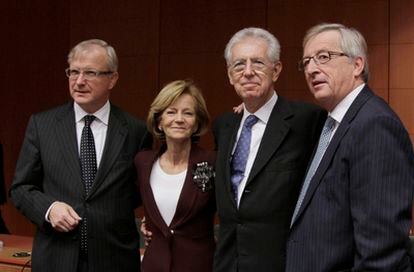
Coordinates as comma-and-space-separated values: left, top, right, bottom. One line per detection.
45, 201, 59, 222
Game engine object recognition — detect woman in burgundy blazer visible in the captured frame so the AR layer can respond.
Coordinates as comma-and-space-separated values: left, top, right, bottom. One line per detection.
135, 80, 216, 272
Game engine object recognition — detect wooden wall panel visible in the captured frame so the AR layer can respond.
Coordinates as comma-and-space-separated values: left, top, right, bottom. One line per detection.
112, 55, 159, 118
390, 88, 414, 134
268, 0, 389, 102
390, 0, 414, 137
390, 0, 414, 44
69, 0, 160, 120
389, 44, 414, 89
2, 1, 70, 235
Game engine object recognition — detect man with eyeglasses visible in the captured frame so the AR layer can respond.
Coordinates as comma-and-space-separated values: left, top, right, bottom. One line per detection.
212, 27, 326, 272
10, 39, 152, 272
287, 23, 414, 271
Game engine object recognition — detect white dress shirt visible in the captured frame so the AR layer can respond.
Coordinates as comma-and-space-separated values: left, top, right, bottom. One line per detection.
45, 101, 110, 221
233, 91, 278, 207
328, 84, 365, 139
74, 101, 110, 167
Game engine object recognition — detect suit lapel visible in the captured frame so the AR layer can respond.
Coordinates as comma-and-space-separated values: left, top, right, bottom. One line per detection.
222, 114, 243, 207
292, 86, 374, 225
170, 145, 203, 228
88, 105, 128, 198
55, 104, 83, 190
141, 151, 173, 237
246, 97, 291, 185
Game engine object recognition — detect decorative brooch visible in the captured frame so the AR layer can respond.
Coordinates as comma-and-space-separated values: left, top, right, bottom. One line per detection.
193, 162, 215, 192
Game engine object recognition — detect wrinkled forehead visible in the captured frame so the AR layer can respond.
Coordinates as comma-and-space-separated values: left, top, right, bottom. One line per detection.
70, 46, 109, 67
303, 30, 342, 56
231, 37, 269, 60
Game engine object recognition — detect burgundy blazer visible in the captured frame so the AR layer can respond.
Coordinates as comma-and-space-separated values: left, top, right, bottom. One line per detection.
135, 144, 216, 272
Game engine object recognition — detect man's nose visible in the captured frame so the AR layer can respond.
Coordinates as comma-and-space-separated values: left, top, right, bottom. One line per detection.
75, 73, 87, 84
305, 58, 319, 74
243, 61, 255, 76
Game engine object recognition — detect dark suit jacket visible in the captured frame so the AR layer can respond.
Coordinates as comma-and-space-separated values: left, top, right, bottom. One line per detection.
135, 145, 216, 272
287, 86, 414, 272
10, 102, 152, 272
213, 96, 326, 272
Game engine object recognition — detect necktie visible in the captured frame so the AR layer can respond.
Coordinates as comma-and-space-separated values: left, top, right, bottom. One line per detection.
291, 116, 336, 225
79, 115, 97, 254
231, 115, 259, 202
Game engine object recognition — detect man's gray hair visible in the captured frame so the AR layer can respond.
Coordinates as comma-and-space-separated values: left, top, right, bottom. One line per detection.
67, 39, 118, 72
224, 27, 281, 66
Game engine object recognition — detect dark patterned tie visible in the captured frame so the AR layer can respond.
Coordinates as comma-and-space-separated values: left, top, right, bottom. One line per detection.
79, 115, 97, 254
230, 115, 259, 202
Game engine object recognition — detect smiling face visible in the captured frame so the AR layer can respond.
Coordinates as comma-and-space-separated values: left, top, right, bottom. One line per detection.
69, 45, 118, 113
227, 37, 282, 112
303, 30, 364, 111
158, 93, 198, 145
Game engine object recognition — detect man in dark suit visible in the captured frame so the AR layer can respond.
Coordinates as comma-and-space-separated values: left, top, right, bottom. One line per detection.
213, 27, 326, 272
10, 39, 151, 272
287, 23, 414, 271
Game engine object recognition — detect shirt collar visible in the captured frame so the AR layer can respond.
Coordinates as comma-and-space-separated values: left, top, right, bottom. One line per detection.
242, 91, 278, 125
74, 100, 110, 125
330, 83, 365, 123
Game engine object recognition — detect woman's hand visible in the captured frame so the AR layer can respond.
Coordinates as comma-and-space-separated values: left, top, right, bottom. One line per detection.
140, 217, 152, 247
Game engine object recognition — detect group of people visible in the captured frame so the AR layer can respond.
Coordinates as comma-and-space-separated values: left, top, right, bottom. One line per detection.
9, 22, 414, 272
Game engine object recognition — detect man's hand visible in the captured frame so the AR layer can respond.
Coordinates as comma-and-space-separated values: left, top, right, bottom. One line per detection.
233, 103, 244, 114
140, 217, 152, 246
49, 201, 82, 232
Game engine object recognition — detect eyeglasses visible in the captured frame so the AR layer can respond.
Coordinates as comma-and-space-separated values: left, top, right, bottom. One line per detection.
65, 68, 113, 80
229, 58, 274, 75
298, 51, 348, 71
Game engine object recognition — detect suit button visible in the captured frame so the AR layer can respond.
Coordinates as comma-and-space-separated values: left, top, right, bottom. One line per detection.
170, 229, 174, 234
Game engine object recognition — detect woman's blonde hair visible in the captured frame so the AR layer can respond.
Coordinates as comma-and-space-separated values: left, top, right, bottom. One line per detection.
147, 80, 210, 141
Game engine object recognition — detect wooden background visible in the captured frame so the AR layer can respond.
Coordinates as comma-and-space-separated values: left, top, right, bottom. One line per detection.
1, 0, 413, 236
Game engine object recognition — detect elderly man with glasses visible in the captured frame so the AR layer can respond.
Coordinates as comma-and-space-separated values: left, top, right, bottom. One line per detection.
11, 39, 152, 272
287, 23, 414, 272
212, 27, 326, 272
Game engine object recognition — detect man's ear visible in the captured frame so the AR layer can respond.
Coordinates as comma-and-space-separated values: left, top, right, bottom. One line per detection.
108, 72, 119, 90
272, 61, 283, 82
227, 68, 235, 86
353, 56, 365, 78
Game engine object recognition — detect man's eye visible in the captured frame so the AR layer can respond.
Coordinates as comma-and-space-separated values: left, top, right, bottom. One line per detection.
317, 53, 330, 61
84, 70, 97, 77
252, 61, 265, 69
232, 61, 246, 70
70, 70, 80, 76
302, 58, 310, 67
